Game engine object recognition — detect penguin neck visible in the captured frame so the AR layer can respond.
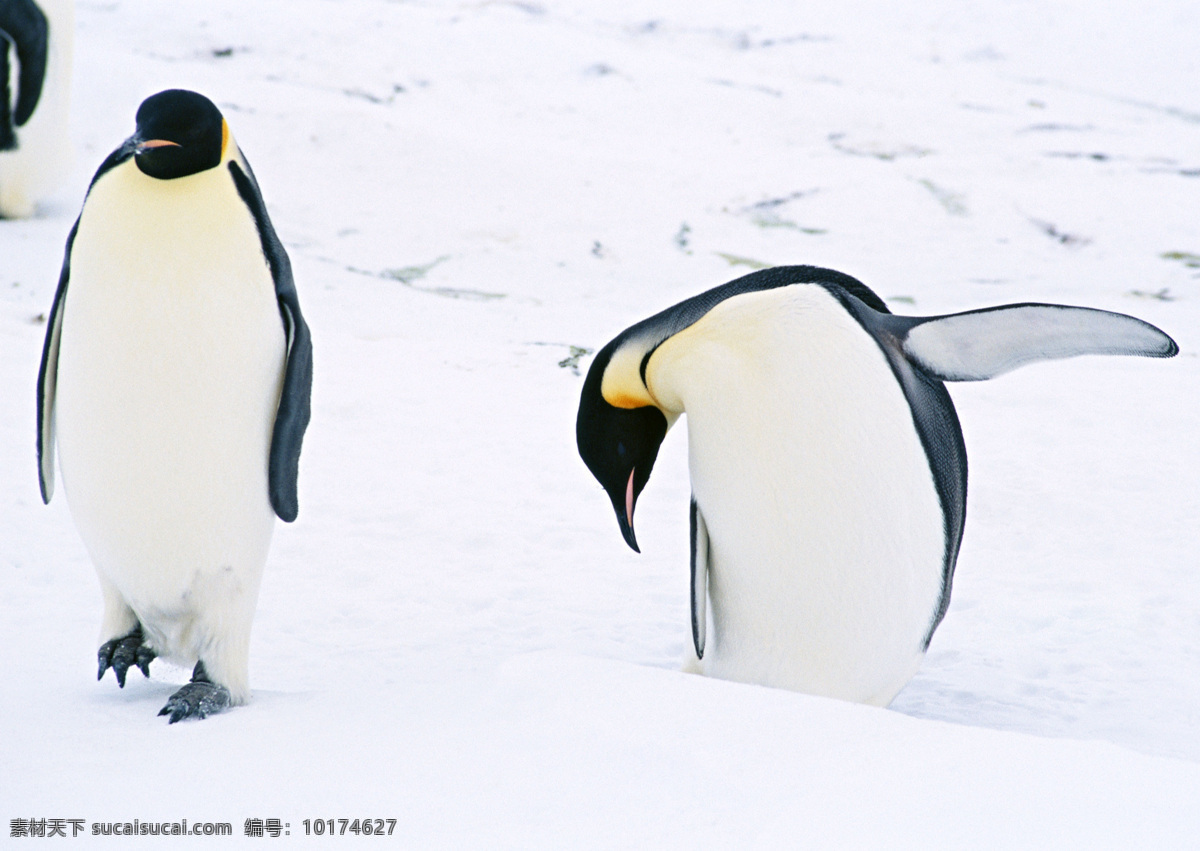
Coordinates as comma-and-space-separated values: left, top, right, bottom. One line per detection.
599, 331, 662, 412
644, 285, 840, 414
76, 143, 253, 286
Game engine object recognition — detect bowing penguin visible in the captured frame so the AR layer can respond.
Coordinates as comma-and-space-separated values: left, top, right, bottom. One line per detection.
0, 0, 73, 217
37, 89, 312, 722
576, 266, 1176, 706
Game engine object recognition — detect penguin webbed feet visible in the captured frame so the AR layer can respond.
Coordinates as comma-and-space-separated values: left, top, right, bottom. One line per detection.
158, 661, 231, 724
97, 625, 156, 687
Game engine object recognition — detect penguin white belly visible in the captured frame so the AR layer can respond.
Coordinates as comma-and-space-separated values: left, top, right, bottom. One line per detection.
648, 286, 946, 705
54, 159, 284, 697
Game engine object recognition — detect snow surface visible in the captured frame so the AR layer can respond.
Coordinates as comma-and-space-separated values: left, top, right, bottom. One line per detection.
2, 0, 1198, 846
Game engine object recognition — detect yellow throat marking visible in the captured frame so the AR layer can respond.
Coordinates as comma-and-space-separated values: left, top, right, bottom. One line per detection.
601, 340, 659, 410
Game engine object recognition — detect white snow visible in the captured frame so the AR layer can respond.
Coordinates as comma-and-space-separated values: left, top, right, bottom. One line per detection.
2, 0, 1198, 846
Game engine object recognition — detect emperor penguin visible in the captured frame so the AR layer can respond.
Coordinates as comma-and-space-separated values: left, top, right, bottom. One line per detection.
0, 0, 73, 217
36, 89, 313, 722
576, 266, 1177, 706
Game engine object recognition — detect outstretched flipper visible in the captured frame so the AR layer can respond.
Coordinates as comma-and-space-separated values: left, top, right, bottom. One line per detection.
159, 662, 231, 724
97, 624, 156, 687
889, 303, 1178, 382
832, 290, 1178, 645
689, 498, 709, 659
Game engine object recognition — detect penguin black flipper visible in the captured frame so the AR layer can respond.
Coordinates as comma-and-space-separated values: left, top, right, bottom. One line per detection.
689, 498, 709, 659
0, 0, 48, 149
36, 218, 75, 503
890, 303, 1179, 381
37, 144, 140, 504
228, 157, 312, 523
828, 291, 1179, 645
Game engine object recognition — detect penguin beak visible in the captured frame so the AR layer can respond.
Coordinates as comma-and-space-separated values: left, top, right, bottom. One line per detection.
613, 468, 640, 553
135, 139, 182, 154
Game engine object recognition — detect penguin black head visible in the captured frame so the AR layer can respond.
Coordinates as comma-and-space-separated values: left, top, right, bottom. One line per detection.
132, 89, 226, 180
576, 340, 669, 553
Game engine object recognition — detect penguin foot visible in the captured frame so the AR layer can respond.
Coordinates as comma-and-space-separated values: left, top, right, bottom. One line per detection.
158, 662, 231, 724
97, 626, 157, 687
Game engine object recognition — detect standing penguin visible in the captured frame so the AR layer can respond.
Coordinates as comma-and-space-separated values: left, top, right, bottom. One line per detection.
576, 266, 1176, 706
0, 0, 73, 217
37, 89, 312, 722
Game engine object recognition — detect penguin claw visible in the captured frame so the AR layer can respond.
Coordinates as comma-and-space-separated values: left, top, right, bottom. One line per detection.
136, 646, 155, 679
159, 680, 231, 724
97, 626, 156, 687
159, 662, 231, 724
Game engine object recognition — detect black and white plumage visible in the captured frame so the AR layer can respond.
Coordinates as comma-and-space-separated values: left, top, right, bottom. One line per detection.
576, 266, 1176, 706
37, 89, 312, 722
0, 0, 72, 217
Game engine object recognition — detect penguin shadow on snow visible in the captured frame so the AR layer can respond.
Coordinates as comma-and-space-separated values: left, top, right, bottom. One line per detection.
37, 89, 313, 724
576, 265, 1177, 708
